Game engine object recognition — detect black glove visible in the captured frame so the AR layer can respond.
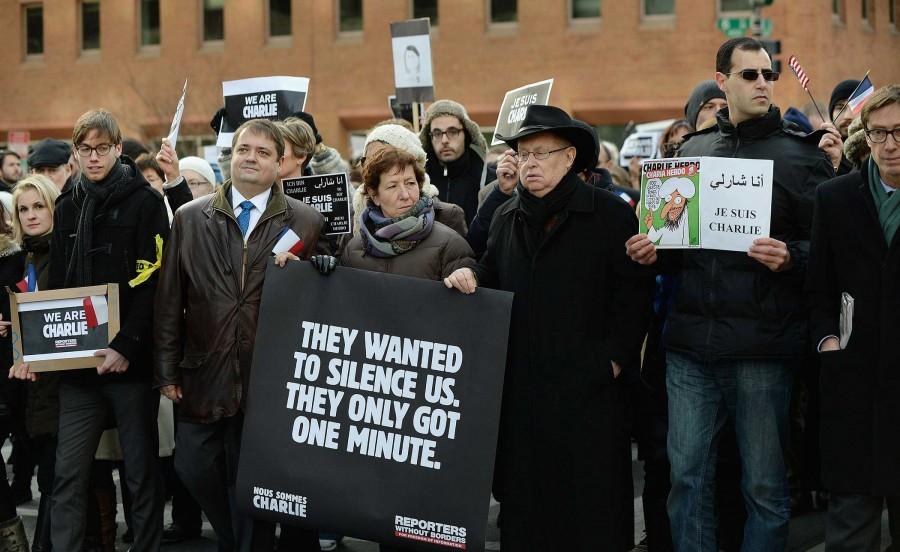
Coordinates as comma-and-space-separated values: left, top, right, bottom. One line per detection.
310, 255, 337, 275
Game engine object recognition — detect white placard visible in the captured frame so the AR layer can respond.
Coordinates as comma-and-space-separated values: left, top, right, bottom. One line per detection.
166, 79, 188, 150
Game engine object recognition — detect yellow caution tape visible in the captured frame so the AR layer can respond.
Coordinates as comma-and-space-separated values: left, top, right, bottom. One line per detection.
128, 234, 163, 288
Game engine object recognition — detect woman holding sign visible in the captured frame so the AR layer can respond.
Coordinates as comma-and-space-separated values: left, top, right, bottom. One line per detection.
324, 148, 474, 280
11, 174, 60, 550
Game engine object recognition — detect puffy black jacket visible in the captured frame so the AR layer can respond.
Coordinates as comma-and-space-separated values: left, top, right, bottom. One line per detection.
662, 107, 833, 361
426, 149, 496, 225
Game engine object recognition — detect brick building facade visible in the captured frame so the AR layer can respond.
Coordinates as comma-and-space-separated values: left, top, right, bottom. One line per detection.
1, 0, 897, 156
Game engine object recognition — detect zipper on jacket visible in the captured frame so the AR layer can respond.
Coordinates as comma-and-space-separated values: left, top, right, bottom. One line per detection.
240, 242, 248, 290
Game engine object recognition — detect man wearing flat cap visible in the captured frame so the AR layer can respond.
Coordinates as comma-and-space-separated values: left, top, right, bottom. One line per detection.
445, 105, 654, 551
28, 139, 74, 192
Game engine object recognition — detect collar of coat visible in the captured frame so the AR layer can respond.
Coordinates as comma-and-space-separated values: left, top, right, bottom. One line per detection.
207, 180, 288, 221
681, 105, 828, 146
495, 172, 596, 219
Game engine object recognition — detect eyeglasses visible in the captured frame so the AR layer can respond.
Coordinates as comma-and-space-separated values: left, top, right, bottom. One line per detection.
864, 127, 900, 144
187, 179, 212, 189
430, 127, 464, 141
75, 143, 114, 157
726, 69, 780, 82
515, 147, 572, 164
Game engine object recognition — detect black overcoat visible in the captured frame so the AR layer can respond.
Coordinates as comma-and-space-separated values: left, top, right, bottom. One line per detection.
473, 174, 654, 551
807, 161, 900, 495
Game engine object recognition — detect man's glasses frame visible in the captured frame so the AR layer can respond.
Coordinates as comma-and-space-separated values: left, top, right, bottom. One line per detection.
75, 143, 115, 157
430, 127, 464, 141
864, 127, 900, 144
515, 147, 572, 164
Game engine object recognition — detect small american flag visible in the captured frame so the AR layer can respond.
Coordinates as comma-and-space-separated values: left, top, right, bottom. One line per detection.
788, 55, 810, 91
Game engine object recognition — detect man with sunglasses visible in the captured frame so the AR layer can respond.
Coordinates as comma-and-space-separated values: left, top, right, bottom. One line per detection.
808, 84, 900, 552
627, 37, 834, 551
419, 100, 495, 224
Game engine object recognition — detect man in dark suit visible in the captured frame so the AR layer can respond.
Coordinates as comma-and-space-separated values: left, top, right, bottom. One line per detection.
807, 83, 900, 552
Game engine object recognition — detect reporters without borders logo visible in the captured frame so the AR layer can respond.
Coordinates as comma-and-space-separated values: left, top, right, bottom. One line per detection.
394, 515, 467, 549
252, 486, 308, 518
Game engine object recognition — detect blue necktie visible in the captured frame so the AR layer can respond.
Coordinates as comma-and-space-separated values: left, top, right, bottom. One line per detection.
237, 200, 254, 237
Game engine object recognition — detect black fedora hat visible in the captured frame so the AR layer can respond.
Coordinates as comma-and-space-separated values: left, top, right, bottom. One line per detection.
498, 105, 598, 173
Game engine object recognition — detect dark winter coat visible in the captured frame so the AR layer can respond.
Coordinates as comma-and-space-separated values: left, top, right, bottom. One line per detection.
426, 149, 496, 225
663, 107, 834, 361
49, 157, 170, 384
473, 174, 654, 550
807, 162, 900, 495
21, 235, 60, 437
341, 221, 475, 280
154, 182, 325, 423
0, 238, 24, 420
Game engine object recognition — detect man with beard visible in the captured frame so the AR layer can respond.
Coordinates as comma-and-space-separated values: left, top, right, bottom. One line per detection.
645, 178, 696, 247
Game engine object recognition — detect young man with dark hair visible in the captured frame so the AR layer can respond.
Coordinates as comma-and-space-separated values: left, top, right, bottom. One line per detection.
0, 150, 21, 192
13, 108, 169, 550
627, 37, 835, 551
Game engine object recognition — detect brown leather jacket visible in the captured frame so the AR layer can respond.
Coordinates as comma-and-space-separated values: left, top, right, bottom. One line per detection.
154, 182, 324, 423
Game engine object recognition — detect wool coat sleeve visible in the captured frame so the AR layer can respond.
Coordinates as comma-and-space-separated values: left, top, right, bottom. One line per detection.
603, 202, 655, 373
806, 183, 840, 348
163, 177, 194, 214
108, 194, 170, 364
153, 208, 186, 388
471, 202, 505, 288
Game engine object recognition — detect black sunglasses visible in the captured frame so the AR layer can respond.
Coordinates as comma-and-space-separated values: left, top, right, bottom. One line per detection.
727, 69, 780, 82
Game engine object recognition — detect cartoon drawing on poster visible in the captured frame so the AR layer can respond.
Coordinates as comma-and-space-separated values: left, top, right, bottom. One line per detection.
392, 34, 433, 88
644, 177, 698, 247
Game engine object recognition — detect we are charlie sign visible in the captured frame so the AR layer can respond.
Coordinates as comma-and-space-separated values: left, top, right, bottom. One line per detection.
217, 76, 309, 147
236, 263, 512, 551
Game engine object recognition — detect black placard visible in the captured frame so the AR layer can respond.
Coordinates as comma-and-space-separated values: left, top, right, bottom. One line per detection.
282, 173, 352, 236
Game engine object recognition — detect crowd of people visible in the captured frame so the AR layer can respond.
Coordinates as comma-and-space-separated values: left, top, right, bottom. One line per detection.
0, 36, 895, 552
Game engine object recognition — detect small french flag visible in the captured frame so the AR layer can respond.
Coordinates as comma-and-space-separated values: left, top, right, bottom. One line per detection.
83, 295, 109, 330
848, 76, 875, 115
618, 191, 636, 208
272, 227, 305, 256
16, 263, 37, 293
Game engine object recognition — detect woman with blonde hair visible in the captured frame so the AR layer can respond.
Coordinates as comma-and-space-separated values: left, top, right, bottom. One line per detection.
8, 174, 59, 550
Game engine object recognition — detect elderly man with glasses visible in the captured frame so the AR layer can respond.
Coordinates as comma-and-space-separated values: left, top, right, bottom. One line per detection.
418, 99, 496, 224
808, 84, 900, 552
626, 37, 835, 551
445, 105, 654, 551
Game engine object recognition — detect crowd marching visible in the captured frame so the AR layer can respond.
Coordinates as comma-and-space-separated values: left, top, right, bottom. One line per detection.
0, 35, 896, 552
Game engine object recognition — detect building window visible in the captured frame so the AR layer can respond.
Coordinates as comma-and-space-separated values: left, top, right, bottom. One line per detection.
571, 0, 600, 18
140, 0, 160, 46
81, 1, 100, 51
862, 0, 869, 19
24, 4, 44, 56
412, 0, 438, 25
269, 0, 291, 37
890, 0, 897, 27
644, 0, 674, 16
203, 0, 224, 41
339, 0, 363, 33
491, 0, 517, 23
719, 0, 749, 12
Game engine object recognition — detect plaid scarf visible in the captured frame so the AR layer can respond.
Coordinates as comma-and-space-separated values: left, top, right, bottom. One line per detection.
359, 197, 435, 258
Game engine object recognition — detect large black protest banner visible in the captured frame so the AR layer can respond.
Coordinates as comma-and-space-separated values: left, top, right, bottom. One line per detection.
491, 79, 554, 146
217, 76, 309, 147
236, 262, 512, 551
282, 173, 352, 235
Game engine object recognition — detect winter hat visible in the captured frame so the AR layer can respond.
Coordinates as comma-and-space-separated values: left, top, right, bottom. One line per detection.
310, 145, 349, 175
843, 116, 869, 167
497, 105, 598, 174
179, 156, 216, 186
365, 124, 427, 168
684, 80, 726, 130
28, 139, 70, 168
829, 80, 860, 119
783, 107, 814, 134
420, 99, 487, 160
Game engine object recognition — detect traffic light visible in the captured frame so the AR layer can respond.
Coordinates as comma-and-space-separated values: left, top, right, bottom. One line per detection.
760, 39, 782, 73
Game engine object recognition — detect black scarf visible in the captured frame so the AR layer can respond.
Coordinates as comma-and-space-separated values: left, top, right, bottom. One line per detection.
516, 171, 579, 230
67, 158, 133, 286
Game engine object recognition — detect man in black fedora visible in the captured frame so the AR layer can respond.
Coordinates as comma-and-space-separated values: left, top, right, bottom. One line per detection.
445, 105, 654, 551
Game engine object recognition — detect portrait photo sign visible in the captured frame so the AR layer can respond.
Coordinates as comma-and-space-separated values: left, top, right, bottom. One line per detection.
391, 19, 435, 104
